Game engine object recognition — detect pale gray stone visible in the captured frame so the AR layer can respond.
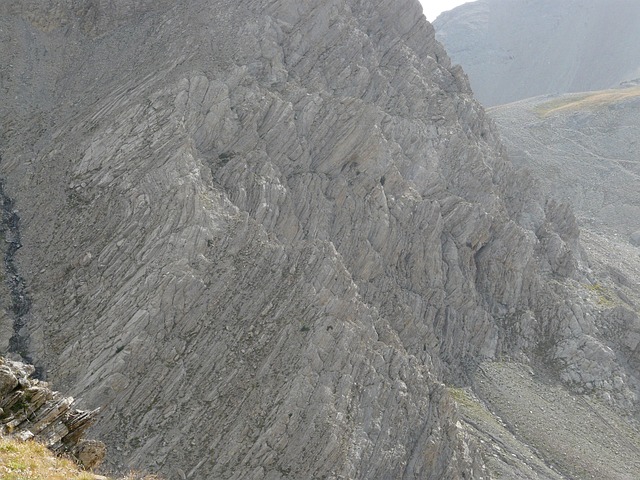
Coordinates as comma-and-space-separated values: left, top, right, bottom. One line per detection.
0, 357, 102, 464
0, 364, 18, 397
0, 1, 638, 479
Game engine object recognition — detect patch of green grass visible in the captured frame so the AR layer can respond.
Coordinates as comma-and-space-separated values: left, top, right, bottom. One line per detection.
0, 437, 161, 480
447, 387, 496, 425
0, 441, 20, 453
534, 86, 640, 116
0, 438, 79, 479
534, 94, 591, 116
586, 283, 617, 308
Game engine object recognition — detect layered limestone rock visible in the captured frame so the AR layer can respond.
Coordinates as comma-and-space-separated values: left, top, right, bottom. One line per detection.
0, 356, 105, 469
1, 0, 639, 478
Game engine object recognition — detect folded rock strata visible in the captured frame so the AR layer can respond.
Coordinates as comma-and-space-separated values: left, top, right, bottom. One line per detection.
0, 0, 638, 478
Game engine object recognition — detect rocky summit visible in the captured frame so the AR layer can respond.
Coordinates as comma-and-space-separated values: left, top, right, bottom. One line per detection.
1, 1, 640, 479
434, 0, 640, 106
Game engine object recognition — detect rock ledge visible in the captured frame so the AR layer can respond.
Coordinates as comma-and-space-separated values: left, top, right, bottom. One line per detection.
0, 356, 105, 469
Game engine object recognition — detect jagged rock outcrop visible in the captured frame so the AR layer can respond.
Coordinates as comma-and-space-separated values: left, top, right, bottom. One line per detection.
0, 356, 105, 469
434, 0, 640, 106
1, 0, 639, 478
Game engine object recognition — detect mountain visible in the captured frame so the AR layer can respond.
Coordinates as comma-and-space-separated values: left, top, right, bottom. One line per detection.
1, 1, 640, 478
434, 0, 640, 106
488, 89, 640, 408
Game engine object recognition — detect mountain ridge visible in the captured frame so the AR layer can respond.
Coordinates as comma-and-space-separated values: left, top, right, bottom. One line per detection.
488, 84, 640, 238
1, 1, 639, 478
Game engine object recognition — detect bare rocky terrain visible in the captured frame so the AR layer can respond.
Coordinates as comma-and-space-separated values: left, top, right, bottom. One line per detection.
489, 86, 640, 240
483, 85, 640, 479
434, 0, 640, 106
1, 1, 640, 479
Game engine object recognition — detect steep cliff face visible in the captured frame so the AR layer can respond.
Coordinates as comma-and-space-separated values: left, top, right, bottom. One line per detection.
1, 1, 639, 478
434, 0, 640, 106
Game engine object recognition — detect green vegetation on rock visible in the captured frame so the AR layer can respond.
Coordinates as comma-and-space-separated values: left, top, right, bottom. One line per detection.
0, 437, 160, 480
535, 86, 640, 116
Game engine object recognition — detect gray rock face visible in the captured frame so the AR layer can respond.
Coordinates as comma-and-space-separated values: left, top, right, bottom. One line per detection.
434, 0, 640, 106
1, 0, 639, 478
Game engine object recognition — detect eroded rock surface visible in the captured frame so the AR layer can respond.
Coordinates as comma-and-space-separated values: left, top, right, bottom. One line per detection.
0, 0, 639, 478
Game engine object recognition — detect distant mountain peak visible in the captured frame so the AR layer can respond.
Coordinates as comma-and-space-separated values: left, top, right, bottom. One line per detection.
434, 0, 640, 106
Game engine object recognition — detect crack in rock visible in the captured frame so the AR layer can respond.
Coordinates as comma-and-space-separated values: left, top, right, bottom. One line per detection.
0, 169, 38, 376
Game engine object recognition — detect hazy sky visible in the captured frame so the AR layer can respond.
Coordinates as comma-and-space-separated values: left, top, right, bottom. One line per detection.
419, 0, 473, 21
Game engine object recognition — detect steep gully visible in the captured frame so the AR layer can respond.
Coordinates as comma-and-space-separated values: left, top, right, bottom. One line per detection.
0, 155, 39, 377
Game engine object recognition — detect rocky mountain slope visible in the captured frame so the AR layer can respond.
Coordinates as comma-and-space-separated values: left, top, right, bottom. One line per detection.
489, 85, 640, 240
1, 1, 640, 478
434, 0, 640, 106
485, 83, 640, 480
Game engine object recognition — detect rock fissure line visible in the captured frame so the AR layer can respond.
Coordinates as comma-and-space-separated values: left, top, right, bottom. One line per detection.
0, 162, 35, 371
